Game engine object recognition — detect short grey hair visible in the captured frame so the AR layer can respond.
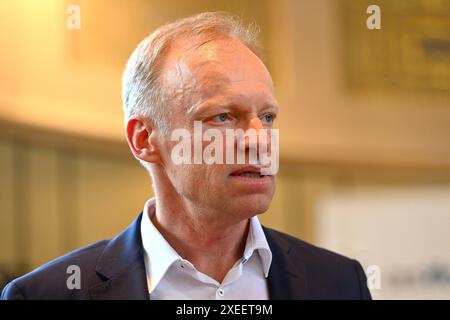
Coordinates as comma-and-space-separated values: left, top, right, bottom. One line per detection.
122, 12, 262, 173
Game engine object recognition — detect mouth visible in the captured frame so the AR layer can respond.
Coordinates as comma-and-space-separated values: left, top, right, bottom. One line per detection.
229, 166, 268, 179
229, 166, 272, 193
232, 172, 266, 179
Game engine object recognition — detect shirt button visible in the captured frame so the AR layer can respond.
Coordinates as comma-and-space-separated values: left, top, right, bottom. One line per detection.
217, 288, 225, 297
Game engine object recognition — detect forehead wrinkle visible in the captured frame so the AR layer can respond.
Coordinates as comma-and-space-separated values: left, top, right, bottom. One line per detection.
185, 62, 277, 116
162, 40, 231, 111
168, 61, 234, 116
163, 38, 275, 118
193, 40, 220, 61
181, 36, 234, 63
163, 59, 200, 112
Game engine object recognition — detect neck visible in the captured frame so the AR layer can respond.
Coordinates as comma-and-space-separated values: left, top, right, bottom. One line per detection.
150, 179, 250, 283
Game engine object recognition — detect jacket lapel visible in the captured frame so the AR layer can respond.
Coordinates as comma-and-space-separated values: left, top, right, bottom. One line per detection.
89, 213, 149, 300
263, 227, 308, 299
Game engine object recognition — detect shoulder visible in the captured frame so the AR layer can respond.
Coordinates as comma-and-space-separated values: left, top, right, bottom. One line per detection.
1, 240, 109, 300
264, 226, 355, 265
263, 226, 371, 299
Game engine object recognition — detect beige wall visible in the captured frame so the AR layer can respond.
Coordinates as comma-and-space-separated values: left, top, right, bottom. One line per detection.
0, 135, 150, 271
269, 0, 450, 167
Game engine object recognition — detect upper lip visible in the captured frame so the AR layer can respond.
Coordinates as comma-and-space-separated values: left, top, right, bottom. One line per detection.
230, 166, 263, 176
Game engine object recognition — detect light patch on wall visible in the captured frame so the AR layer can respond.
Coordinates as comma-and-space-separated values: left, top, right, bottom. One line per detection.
315, 186, 450, 299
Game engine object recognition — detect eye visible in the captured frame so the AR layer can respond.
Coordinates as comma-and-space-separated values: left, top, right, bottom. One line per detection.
261, 113, 275, 124
213, 113, 230, 122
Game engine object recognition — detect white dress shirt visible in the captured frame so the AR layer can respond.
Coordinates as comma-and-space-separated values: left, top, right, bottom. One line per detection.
140, 198, 273, 300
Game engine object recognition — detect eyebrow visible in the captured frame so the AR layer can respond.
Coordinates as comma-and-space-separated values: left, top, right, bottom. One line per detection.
187, 100, 279, 116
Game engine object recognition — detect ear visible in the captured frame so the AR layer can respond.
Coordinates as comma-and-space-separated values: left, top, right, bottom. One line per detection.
126, 115, 161, 164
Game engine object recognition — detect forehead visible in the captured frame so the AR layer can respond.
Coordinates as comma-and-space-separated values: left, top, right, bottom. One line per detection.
162, 38, 275, 107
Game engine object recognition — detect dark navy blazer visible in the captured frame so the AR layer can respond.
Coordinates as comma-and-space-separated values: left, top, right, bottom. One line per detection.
1, 213, 372, 300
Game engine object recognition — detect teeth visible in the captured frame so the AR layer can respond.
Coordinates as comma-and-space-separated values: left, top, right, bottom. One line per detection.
238, 172, 261, 178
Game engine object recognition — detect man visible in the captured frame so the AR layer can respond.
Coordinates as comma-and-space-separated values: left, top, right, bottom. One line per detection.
2, 12, 371, 300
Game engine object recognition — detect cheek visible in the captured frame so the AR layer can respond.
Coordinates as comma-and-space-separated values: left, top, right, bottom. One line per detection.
185, 166, 229, 199
170, 164, 196, 186
160, 137, 228, 191
167, 164, 214, 194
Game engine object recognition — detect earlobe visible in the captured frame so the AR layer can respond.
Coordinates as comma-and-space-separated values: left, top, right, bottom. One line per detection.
126, 116, 161, 164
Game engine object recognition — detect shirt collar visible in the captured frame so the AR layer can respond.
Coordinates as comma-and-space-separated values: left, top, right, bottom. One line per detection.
244, 213, 273, 277
140, 198, 273, 293
140, 198, 181, 293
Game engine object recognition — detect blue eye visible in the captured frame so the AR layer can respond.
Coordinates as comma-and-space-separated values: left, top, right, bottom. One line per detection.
214, 113, 229, 122
261, 114, 274, 124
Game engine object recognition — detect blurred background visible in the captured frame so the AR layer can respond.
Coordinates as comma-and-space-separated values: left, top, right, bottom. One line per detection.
0, 0, 449, 299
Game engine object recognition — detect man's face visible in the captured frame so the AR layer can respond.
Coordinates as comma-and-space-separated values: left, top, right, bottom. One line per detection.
156, 38, 279, 223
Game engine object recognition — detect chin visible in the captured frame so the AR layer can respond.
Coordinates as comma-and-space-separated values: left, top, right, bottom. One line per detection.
231, 193, 273, 217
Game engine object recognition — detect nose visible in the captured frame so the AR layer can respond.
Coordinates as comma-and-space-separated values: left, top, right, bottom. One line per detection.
239, 117, 271, 153
249, 117, 263, 131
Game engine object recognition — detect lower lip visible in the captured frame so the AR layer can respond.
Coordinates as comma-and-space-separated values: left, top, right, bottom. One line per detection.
229, 174, 272, 189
